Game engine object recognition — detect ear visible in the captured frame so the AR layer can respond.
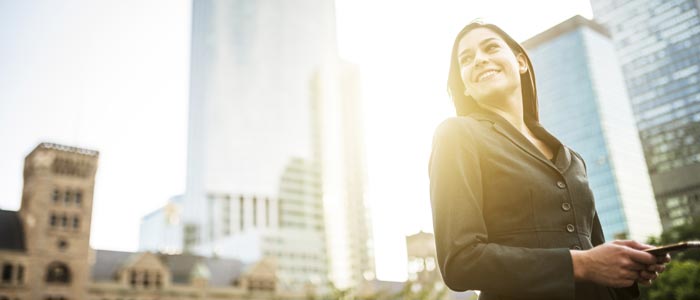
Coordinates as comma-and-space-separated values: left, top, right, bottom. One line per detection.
463, 87, 471, 98
517, 53, 528, 74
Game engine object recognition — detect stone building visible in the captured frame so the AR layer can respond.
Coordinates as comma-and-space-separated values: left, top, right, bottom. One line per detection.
0, 143, 310, 300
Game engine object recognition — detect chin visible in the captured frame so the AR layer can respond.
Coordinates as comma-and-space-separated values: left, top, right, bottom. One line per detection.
473, 83, 517, 100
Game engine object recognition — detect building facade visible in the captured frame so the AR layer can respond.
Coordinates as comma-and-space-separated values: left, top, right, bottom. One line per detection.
184, 0, 337, 240
0, 143, 99, 300
522, 16, 662, 241
311, 61, 375, 289
0, 143, 310, 300
138, 0, 375, 292
589, 0, 700, 229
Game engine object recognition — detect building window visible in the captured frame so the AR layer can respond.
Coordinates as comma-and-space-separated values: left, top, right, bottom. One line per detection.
265, 198, 270, 227
52, 189, 60, 203
72, 217, 79, 229
64, 191, 71, 204
57, 239, 68, 251
253, 197, 258, 226
61, 215, 68, 227
45, 262, 70, 284
74, 191, 82, 206
50, 214, 57, 227
17, 264, 24, 283
155, 273, 162, 288
1, 263, 12, 283
130, 270, 137, 287
239, 196, 245, 231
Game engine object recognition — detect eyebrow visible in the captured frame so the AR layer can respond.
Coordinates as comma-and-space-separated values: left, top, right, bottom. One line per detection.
458, 37, 499, 59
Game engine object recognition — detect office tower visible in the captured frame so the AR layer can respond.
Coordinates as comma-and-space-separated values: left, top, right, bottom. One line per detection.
311, 61, 375, 289
154, 0, 376, 292
185, 0, 337, 247
589, 0, 700, 229
522, 16, 662, 241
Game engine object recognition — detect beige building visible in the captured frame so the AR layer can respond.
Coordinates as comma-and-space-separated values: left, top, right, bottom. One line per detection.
0, 143, 312, 300
354, 232, 477, 300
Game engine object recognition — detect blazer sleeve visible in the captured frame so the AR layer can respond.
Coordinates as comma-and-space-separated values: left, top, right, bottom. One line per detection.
592, 211, 640, 299
429, 117, 575, 299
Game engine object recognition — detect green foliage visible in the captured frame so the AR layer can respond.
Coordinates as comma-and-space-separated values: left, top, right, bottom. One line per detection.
640, 260, 700, 300
639, 219, 700, 299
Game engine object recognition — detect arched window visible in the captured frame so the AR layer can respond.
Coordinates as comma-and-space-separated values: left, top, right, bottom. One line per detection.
45, 262, 71, 284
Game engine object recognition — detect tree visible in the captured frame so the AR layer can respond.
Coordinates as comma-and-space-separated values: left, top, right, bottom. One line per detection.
642, 260, 700, 300
640, 219, 700, 299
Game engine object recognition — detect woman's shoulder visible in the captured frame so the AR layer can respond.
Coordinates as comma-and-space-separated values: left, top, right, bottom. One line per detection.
432, 116, 490, 149
434, 116, 484, 137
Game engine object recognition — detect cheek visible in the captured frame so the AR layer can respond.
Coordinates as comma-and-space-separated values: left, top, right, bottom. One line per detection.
460, 67, 471, 85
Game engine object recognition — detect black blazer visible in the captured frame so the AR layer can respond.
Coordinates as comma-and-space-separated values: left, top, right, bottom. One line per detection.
429, 109, 639, 300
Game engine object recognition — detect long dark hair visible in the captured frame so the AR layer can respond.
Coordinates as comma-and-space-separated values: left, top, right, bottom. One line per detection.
447, 21, 539, 122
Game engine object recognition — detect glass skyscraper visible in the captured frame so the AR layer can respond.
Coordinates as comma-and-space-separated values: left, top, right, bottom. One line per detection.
185, 0, 337, 243
137, 0, 374, 292
522, 15, 662, 241
589, 0, 700, 229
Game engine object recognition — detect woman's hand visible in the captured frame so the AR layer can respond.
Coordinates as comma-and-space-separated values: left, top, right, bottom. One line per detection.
637, 251, 671, 287
570, 240, 661, 288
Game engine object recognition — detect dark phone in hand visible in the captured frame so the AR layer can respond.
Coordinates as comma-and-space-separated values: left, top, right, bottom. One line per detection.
644, 241, 700, 256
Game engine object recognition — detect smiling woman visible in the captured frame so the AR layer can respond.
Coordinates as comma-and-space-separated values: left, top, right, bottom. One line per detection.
428, 20, 670, 300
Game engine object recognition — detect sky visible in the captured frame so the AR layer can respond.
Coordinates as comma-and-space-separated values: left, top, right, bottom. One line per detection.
0, 0, 593, 281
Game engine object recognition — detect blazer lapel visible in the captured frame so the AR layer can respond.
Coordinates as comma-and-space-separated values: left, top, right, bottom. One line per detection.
471, 110, 570, 174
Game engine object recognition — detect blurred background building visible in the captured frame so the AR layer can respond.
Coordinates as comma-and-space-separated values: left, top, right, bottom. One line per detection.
311, 61, 375, 289
523, 15, 663, 241
589, 0, 700, 229
0, 143, 310, 300
356, 231, 477, 300
139, 0, 375, 292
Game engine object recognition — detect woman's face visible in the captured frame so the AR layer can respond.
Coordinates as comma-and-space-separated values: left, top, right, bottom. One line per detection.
456, 27, 527, 103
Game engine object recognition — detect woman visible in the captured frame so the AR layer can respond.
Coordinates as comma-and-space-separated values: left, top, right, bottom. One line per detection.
429, 20, 669, 300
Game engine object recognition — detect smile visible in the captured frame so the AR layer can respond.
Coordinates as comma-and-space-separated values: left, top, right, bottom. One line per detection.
475, 69, 500, 82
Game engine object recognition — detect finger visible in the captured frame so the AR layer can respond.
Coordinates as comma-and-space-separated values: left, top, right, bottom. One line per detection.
624, 262, 646, 271
617, 240, 653, 250
621, 269, 640, 280
638, 279, 651, 287
656, 265, 666, 273
625, 248, 658, 265
639, 270, 657, 281
659, 253, 671, 263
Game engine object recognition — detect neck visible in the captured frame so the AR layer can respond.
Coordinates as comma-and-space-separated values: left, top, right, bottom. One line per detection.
477, 88, 527, 132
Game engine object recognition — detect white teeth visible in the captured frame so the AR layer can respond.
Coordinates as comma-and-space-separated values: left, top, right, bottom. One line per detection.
477, 70, 499, 82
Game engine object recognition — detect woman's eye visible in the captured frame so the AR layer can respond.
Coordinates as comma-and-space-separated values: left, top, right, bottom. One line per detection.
460, 56, 473, 65
486, 44, 499, 52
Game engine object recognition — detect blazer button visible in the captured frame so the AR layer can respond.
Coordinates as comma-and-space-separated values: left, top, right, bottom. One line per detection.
557, 181, 567, 189
561, 202, 571, 211
571, 245, 582, 250
566, 224, 575, 233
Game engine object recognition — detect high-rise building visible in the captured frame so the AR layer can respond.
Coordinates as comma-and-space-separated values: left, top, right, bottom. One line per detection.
311, 61, 375, 289
588, 0, 700, 229
137, 0, 374, 292
185, 0, 337, 247
522, 15, 662, 241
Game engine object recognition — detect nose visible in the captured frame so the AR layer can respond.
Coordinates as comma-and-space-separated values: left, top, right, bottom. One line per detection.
473, 50, 488, 67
